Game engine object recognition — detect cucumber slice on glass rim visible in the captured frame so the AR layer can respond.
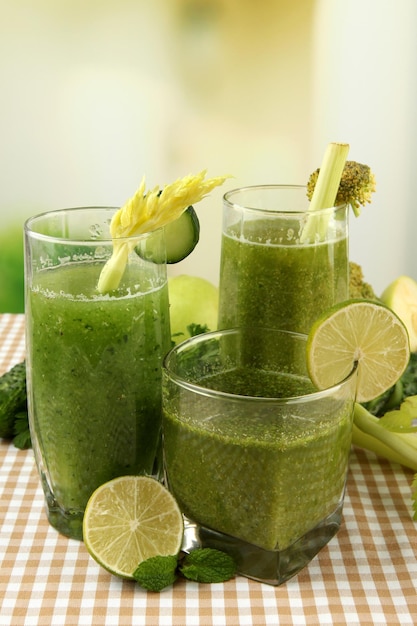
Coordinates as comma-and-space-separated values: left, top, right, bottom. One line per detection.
135, 206, 200, 264
165, 205, 200, 263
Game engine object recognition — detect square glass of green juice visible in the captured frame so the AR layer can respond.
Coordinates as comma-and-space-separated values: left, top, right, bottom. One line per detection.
162, 327, 357, 585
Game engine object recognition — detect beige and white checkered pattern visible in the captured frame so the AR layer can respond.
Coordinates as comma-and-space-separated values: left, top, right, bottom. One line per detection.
0, 314, 416, 625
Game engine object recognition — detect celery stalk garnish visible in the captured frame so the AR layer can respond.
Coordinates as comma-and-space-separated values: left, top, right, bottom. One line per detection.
300, 142, 349, 243
97, 170, 229, 294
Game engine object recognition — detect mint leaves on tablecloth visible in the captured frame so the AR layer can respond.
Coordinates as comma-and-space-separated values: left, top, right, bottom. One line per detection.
133, 555, 178, 592
179, 548, 237, 583
133, 549, 237, 592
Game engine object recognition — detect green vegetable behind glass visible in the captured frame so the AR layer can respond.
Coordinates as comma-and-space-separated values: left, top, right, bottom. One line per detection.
349, 262, 380, 302
0, 361, 30, 449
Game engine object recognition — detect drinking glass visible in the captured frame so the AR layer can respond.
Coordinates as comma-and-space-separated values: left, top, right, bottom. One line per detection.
24, 207, 171, 540
162, 327, 357, 585
218, 185, 349, 333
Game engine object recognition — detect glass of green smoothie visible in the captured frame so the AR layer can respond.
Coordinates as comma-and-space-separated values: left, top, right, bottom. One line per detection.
24, 207, 172, 540
218, 185, 349, 334
162, 327, 357, 585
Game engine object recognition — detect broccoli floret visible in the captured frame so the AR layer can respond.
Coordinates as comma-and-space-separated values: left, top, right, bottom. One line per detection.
307, 160, 376, 217
349, 261, 379, 301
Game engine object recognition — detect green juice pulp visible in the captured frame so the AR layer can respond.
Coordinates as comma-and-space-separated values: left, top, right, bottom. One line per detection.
163, 368, 353, 552
27, 262, 171, 515
218, 218, 348, 333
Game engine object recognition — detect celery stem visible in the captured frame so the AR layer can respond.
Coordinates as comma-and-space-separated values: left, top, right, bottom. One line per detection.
97, 242, 130, 294
300, 142, 349, 243
353, 403, 417, 471
352, 424, 416, 469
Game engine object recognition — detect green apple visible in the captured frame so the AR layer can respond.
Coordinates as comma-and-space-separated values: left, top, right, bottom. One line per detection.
380, 275, 417, 351
168, 274, 219, 344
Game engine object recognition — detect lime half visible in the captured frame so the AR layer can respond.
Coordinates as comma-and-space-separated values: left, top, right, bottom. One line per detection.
306, 299, 410, 403
83, 476, 184, 579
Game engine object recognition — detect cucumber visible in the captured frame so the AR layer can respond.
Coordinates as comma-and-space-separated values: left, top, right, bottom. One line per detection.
165, 206, 200, 263
0, 361, 27, 438
135, 206, 200, 264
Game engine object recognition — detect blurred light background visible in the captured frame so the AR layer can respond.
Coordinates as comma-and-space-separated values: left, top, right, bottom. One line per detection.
1, 0, 416, 312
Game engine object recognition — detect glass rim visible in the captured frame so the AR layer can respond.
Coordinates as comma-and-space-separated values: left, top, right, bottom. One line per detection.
24, 206, 163, 244
223, 184, 347, 216
163, 327, 358, 404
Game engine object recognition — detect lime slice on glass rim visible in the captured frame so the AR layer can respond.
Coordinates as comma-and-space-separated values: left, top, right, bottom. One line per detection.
83, 476, 184, 579
306, 299, 410, 403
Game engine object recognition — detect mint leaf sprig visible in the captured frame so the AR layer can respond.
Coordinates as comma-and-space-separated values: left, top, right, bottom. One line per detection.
133, 555, 178, 592
179, 548, 237, 584
133, 548, 237, 592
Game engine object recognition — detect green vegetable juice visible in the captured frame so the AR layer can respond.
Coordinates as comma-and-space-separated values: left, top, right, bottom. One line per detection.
163, 367, 353, 552
218, 218, 348, 333
27, 261, 171, 538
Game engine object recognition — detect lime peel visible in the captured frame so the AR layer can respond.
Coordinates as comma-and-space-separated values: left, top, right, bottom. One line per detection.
97, 170, 229, 293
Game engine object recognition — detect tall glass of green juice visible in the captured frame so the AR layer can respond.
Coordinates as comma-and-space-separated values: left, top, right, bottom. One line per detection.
24, 208, 171, 540
162, 327, 357, 586
218, 186, 348, 333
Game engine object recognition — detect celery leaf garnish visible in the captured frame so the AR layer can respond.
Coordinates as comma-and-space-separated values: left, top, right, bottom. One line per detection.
379, 397, 417, 433
97, 171, 229, 294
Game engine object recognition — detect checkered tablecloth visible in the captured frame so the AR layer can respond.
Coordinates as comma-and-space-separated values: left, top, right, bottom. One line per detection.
0, 314, 416, 626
